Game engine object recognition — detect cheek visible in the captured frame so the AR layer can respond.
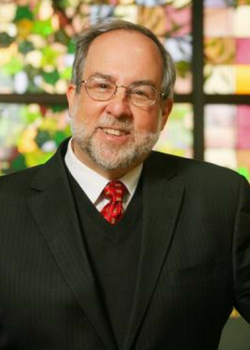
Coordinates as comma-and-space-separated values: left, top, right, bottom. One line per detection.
69, 97, 83, 120
74, 98, 107, 123
71, 103, 93, 126
134, 110, 162, 133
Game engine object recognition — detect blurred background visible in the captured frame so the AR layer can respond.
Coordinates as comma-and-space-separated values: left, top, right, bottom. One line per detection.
0, 0, 250, 348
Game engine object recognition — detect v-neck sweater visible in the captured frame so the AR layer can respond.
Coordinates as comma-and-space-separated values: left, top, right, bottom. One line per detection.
68, 173, 143, 349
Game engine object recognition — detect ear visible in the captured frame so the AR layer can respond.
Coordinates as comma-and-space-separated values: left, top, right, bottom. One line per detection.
160, 98, 173, 131
66, 84, 77, 116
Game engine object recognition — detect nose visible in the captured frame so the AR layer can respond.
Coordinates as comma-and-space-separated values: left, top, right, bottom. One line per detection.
105, 86, 132, 119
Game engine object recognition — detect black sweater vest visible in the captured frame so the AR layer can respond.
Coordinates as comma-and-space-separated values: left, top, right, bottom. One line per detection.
68, 173, 143, 349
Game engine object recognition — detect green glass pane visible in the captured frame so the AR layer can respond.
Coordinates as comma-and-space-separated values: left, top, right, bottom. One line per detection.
41, 46, 60, 66
9, 154, 27, 173
68, 39, 75, 54
18, 40, 35, 54
3, 57, 24, 76
61, 67, 72, 80
0, 32, 15, 48
54, 29, 71, 46
42, 70, 60, 85
15, 6, 34, 21
238, 166, 250, 180
33, 20, 54, 37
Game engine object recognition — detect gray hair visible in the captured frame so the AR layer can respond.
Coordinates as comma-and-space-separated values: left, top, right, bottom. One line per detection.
71, 19, 176, 99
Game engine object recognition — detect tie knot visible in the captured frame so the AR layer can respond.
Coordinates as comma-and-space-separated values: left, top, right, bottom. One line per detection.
101, 181, 128, 224
103, 180, 127, 203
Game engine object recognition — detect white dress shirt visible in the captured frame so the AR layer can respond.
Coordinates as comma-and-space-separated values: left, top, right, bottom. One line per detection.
64, 138, 143, 212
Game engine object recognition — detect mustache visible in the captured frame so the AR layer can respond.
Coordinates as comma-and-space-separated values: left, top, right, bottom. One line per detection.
96, 115, 133, 132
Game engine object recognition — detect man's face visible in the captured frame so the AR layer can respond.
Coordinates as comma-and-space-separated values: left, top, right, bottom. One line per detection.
67, 29, 172, 178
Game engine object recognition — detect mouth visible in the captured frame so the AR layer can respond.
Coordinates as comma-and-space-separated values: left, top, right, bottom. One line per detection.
100, 127, 129, 137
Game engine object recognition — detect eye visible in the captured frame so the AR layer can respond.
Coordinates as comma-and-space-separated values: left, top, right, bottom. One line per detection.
134, 89, 146, 96
93, 79, 114, 92
131, 86, 151, 99
98, 82, 111, 90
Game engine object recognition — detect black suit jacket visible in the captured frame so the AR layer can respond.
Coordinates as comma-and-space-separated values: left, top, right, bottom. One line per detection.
0, 139, 250, 350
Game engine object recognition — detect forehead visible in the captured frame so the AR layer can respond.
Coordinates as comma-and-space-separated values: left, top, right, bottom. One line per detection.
83, 29, 164, 85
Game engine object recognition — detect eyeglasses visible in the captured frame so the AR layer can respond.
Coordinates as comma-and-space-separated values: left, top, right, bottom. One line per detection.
79, 76, 163, 107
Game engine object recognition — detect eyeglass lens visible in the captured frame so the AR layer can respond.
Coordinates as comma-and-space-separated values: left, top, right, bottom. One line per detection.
84, 77, 158, 106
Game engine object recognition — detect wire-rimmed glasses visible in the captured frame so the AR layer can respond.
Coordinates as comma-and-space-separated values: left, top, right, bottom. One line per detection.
80, 76, 163, 107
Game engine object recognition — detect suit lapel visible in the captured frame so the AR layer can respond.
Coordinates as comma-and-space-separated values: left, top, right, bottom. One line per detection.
124, 152, 184, 350
27, 141, 117, 350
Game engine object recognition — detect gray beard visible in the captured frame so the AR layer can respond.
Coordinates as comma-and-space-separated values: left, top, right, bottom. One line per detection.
70, 115, 161, 171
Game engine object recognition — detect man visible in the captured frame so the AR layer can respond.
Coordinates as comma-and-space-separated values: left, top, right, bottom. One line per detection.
0, 19, 250, 350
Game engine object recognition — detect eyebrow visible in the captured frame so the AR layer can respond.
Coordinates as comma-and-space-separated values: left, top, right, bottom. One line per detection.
88, 73, 157, 88
89, 73, 115, 81
130, 80, 157, 88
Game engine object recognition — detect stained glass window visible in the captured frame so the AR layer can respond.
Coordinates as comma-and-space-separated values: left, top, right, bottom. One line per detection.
0, 0, 249, 181
0, 0, 192, 95
0, 103, 70, 175
204, 104, 250, 181
0, 1, 250, 344
154, 103, 193, 158
204, 0, 250, 94
0, 103, 192, 174
0, 0, 193, 174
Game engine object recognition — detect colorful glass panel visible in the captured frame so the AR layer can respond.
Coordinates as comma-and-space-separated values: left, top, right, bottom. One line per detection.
0, 102, 192, 174
154, 103, 193, 158
0, 103, 71, 175
0, 0, 192, 95
204, 104, 250, 181
204, 1, 250, 94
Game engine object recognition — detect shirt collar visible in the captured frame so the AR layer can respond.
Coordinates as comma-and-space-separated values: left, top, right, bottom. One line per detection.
64, 138, 142, 204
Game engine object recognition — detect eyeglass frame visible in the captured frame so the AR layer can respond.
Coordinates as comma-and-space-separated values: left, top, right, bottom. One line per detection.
78, 77, 165, 107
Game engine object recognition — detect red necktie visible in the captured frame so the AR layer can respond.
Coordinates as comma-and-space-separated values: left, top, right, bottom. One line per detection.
101, 181, 127, 225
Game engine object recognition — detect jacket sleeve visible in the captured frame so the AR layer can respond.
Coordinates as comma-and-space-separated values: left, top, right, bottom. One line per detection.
233, 175, 250, 323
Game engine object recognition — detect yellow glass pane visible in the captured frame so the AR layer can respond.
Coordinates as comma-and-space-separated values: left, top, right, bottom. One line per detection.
235, 65, 250, 94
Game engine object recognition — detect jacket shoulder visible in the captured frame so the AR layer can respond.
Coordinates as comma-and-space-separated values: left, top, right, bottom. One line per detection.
0, 138, 69, 193
148, 150, 247, 186
0, 165, 42, 197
